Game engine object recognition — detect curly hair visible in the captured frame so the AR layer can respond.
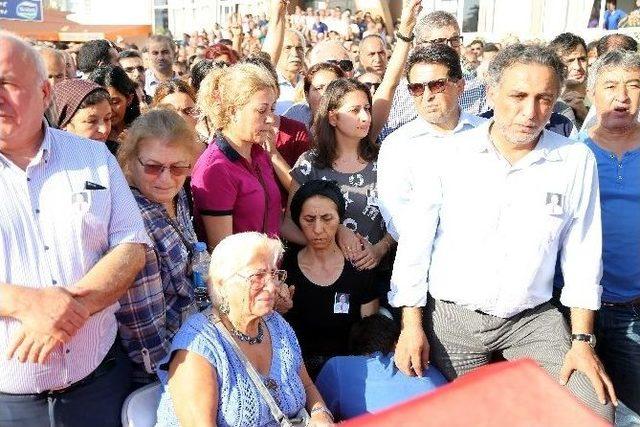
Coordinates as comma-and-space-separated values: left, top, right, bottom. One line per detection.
152, 78, 197, 106
205, 43, 240, 64
197, 63, 278, 132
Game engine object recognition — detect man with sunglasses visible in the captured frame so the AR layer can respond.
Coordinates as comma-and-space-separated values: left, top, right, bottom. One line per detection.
309, 40, 355, 77
378, 44, 485, 243
390, 44, 616, 423
379, 10, 487, 142
119, 49, 151, 106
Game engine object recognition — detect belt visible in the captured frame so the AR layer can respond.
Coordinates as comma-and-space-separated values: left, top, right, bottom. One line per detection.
0, 340, 120, 397
439, 299, 492, 316
601, 297, 640, 308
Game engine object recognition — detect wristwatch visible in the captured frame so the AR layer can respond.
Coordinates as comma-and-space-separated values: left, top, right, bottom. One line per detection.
571, 333, 597, 348
396, 30, 415, 42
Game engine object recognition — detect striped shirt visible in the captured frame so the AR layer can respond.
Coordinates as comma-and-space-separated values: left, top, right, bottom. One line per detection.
0, 125, 150, 394
116, 188, 197, 382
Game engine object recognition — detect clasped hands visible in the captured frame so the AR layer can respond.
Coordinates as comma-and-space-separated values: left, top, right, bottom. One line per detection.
7, 286, 90, 364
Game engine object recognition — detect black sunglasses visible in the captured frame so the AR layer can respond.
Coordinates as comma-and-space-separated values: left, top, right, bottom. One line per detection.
407, 78, 455, 97
326, 59, 354, 72
420, 36, 464, 48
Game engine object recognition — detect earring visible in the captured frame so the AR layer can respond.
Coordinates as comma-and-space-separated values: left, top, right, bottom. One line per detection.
218, 296, 230, 315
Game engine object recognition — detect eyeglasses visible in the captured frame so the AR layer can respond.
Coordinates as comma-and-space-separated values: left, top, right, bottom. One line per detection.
420, 36, 464, 48
407, 78, 456, 97
159, 104, 199, 117
326, 59, 354, 72
123, 65, 145, 73
363, 82, 381, 93
137, 158, 191, 177
235, 269, 288, 292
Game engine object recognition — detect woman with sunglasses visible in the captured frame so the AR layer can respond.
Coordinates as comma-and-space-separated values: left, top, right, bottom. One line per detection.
115, 109, 201, 388
155, 232, 334, 427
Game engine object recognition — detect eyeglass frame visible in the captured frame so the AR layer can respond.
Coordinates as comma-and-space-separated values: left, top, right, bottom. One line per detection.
136, 157, 192, 177
418, 35, 464, 48
407, 77, 458, 97
231, 269, 288, 292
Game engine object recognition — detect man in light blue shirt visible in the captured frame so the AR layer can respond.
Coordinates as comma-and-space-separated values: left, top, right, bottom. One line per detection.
580, 49, 640, 422
378, 44, 485, 241
604, 0, 627, 30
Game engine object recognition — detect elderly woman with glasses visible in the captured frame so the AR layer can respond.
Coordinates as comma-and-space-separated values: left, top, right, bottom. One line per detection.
115, 108, 201, 388
155, 232, 335, 427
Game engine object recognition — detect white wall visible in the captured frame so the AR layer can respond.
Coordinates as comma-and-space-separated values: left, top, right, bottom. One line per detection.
67, 0, 153, 25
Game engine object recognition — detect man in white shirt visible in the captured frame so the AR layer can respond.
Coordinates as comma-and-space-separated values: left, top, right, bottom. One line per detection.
0, 32, 149, 426
378, 44, 485, 241
275, 30, 305, 115
391, 44, 616, 422
144, 35, 176, 98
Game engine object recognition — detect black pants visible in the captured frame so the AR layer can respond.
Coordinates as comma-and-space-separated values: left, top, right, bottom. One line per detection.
0, 341, 131, 427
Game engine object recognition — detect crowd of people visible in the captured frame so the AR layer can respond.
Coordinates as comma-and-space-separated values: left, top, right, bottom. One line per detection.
0, 0, 639, 425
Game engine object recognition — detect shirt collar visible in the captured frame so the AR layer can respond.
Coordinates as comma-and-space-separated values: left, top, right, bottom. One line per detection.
215, 134, 242, 162
404, 111, 479, 139
470, 120, 564, 162
0, 120, 51, 169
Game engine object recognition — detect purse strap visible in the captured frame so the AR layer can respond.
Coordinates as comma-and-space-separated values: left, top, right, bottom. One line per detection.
209, 313, 292, 427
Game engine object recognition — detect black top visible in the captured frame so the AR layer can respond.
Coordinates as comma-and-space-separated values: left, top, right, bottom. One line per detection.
283, 247, 377, 360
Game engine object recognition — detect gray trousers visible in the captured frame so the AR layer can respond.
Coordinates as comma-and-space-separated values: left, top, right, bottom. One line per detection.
424, 297, 614, 422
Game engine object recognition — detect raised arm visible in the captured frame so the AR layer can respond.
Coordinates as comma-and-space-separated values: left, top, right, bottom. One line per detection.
370, 0, 422, 141
261, 0, 288, 64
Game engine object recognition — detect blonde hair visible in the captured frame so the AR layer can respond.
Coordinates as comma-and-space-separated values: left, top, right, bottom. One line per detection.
197, 63, 278, 132
117, 108, 198, 181
208, 232, 284, 310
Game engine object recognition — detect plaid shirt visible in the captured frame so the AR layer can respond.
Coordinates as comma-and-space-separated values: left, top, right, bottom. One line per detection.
116, 188, 198, 382
379, 69, 487, 142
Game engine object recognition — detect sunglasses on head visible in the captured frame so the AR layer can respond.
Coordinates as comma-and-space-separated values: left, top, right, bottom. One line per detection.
326, 59, 354, 72
420, 36, 464, 48
124, 65, 145, 73
137, 158, 191, 177
407, 78, 455, 97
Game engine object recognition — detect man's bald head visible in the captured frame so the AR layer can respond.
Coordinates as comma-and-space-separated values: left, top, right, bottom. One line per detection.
36, 47, 66, 87
0, 31, 52, 147
309, 40, 353, 76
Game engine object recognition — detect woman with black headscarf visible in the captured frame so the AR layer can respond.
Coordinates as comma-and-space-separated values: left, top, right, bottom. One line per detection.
283, 179, 379, 378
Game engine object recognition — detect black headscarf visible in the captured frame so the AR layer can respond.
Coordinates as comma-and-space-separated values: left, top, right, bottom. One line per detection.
290, 179, 345, 228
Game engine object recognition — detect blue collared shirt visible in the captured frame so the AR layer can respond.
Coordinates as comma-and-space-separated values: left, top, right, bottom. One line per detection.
580, 132, 640, 302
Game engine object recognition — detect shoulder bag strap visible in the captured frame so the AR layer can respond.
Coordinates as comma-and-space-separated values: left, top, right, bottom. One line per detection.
209, 313, 292, 427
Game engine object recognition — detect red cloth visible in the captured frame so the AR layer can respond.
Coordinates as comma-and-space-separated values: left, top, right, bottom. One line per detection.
343, 359, 610, 427
276, 116, 310, 168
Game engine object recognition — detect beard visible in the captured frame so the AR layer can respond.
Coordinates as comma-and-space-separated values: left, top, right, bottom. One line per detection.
494, 121, 544, 147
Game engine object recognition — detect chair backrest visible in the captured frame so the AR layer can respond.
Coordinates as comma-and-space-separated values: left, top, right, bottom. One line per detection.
121, 382, 163, 427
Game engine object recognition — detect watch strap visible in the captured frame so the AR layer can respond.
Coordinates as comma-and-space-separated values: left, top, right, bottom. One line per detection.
571, 333, 596, 346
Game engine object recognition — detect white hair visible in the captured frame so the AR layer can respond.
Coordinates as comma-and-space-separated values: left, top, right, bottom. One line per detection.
208, 232, 284, 308
0, 31, 47, 83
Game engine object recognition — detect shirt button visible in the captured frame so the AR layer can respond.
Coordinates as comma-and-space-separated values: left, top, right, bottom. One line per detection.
65, 349, 70, 354
27, 177, 31, 182
44, 245, 49, 251
35, 209, 40, 214
52, 279, 57, 285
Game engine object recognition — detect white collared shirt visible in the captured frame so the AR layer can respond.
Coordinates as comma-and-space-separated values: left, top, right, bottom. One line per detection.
0, 126, 151, 393
389, 120, 603, 318
378, 112, 486, 240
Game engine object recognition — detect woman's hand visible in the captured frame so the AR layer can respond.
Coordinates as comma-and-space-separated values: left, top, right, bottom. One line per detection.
336, 226, 361, 262
274, 284, 295, 314
309, 413, 334, 427
350, 234, 385, 271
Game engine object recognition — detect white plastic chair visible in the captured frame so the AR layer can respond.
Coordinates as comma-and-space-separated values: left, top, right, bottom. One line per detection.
121, 382, 162, 427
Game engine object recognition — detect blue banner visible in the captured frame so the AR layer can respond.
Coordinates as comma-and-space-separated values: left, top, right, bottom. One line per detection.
0, 0, 43, 22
